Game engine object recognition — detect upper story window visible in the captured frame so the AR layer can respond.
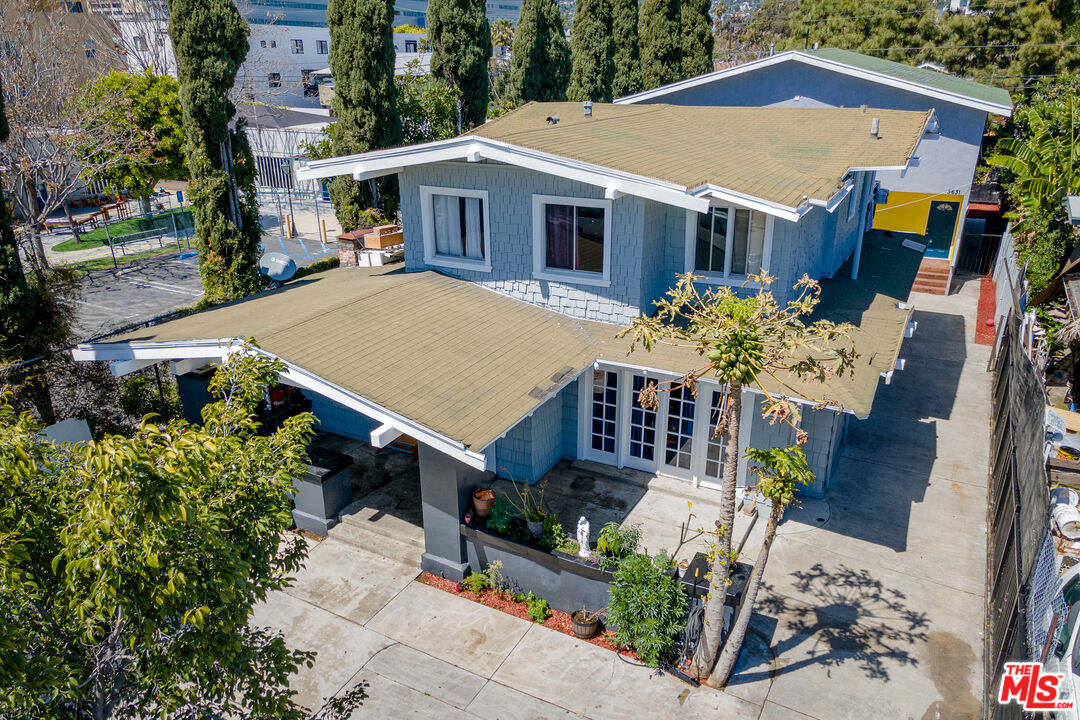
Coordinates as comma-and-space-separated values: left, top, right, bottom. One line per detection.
316, 39, 328, 54
291, 39, 304, 54
690, 204, 773, 283
267, 72, 281, 88
531, 195, 611, 287
260, 40, 267, 48
404, 40, 418, 52
133, 35, 147, 51
419, 186, 491, 272
270, 40, 277, 48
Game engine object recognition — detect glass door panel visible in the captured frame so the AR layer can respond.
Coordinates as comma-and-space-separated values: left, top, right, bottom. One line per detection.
625, 374, 658, 471
663, 384, 695, 475
589, 370, 618, 457
702, 389, 727, 489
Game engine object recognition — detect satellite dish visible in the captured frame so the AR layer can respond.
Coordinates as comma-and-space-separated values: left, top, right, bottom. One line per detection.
259, 252, 297, 282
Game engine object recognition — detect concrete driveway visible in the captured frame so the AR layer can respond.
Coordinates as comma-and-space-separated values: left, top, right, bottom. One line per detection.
253, 278, 990, 719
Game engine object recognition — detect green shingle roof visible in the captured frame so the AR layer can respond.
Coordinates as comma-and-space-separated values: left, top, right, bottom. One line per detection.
807, 48, 1013, 110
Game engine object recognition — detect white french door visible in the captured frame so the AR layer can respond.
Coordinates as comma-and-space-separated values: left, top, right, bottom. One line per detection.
579, 365, 733, 490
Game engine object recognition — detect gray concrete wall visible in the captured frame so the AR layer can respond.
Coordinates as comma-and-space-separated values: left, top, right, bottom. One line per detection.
419, 443, 494, 581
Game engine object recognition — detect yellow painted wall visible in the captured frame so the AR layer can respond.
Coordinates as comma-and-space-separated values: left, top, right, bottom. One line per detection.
872, 191, 934, 234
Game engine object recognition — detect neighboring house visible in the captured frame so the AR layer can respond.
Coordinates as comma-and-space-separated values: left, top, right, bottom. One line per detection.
72, 101, 928, 581
616, 48, 1014, 294
236, 104, 332, 194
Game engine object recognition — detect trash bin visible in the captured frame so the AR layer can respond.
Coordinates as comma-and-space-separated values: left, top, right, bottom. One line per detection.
291, 446, 353, 536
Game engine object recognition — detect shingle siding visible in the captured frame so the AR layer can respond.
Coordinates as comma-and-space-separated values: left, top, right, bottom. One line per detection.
400, 162, 645, 325
309, 394, 378, 441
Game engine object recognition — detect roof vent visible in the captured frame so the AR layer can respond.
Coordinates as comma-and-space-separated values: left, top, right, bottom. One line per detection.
583, 100, 593, 118
870, 117, 880, 139
546, 115, 560, 125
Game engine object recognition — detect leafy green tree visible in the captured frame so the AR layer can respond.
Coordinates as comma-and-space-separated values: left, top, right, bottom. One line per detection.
428, 0, 492, 131
624, 273, 855, 682
327, 0, 403, 230
610, 0, 643, 97
0, 79, 35, 362
397, 61, 461, 144
568, 0, 616, 102
712, 445, 814, 687
168, 0, 264, 303
82, 70, 186, 215
0, 348, 368, 717
780, 0, 938, 63
987, 93, 1080, 295
510, 0, 572, 102
490, 17, 515, 50
680, 0, 714, 78
639, 0, 683, 89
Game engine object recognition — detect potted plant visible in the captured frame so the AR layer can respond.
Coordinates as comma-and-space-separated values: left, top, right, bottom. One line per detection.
571, 606, 604, 639
525, 509, 545, 538
503, 474, 548, 538
472, 487, 496, 518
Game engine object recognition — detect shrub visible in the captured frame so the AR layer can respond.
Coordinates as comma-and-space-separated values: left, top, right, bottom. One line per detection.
538, 512, 566, 551
607, 553, 687, 667
511, 592, 526, 603
484, 559, 506, 592
487, 495, 516, 534
595, 522, 642, 569
118, 371, 181, 421
525, 592, 551, 623
292, 255, 340, 280
462, 571, 491, 594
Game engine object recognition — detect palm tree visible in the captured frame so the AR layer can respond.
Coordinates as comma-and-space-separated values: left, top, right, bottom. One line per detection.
623, 272, 856, 683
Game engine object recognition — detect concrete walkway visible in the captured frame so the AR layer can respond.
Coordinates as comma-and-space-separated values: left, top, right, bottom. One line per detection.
253, 278, 990, 718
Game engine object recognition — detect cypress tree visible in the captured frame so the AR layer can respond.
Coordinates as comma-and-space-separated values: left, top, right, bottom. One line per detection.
326, 0, 403, 230
639, 0, 683, 90
510, 0, 572, 102
168, 0, 263, 303
567, 0, 616, 102
428, 0, 492, 131
611, 0, 643, 97
681, 0, 714, 78
0, 78, 36, 359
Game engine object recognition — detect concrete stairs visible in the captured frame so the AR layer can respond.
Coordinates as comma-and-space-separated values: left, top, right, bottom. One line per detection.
911, 257, 951, 295
325, 501, 425, 568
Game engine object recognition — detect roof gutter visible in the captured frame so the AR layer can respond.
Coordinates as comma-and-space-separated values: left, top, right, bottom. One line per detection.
70, 339, 490, 471
296, 136, 711, 214
688, 183, 808, 222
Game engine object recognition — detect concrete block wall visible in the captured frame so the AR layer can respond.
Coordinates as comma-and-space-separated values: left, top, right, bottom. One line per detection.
399, 162, 646, 325
309, 394, 378, 441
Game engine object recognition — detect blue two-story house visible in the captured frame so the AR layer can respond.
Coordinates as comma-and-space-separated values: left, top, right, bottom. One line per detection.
617, 48, 1014, 294
73, 102, 928, 580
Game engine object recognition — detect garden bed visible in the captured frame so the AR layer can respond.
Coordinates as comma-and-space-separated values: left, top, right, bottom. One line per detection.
418, 571, 640, 662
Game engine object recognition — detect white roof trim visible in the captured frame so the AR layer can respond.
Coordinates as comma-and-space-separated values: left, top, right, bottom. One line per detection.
296, 136, 711, 213
70, 339, 489, 470
808, 180, 853, 213
616, 50, 1013, 116
688, 183, 810, 222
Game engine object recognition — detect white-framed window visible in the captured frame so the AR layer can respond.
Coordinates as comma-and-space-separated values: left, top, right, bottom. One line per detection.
291, 39, 304, 54
267, 72, 281, 88
531, 194, 612, 287
419, 185, 492, 272
316, 39, 328, 54
686, 204, 773, 284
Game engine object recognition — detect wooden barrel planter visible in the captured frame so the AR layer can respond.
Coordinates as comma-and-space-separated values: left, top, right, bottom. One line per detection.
571, 610, 600, 639
472, 488, 496, 518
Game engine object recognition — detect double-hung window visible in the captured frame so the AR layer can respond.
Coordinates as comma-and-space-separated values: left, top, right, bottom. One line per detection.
419, 186, 491, 272
316, 39, 328, 54
532, 195, 611, 286
691, 205, 772, 282
291, 39, 304, 54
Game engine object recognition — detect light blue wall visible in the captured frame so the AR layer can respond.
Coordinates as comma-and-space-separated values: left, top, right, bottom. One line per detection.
491, 386, 572, 482
309, 394, 378, 440
633, 61, 987, 199
399, 162, 647, 325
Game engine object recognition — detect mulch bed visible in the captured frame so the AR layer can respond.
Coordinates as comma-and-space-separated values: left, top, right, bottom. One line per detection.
975, 275, 997, 346
419, 571, 640, 661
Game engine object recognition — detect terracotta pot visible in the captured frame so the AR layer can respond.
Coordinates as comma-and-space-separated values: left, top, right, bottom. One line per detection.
571, 611, 599, 639
472, 488, 496, 518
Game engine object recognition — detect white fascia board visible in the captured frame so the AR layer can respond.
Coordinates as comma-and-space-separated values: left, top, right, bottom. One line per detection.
742, 383, 861, 418
617, 50, 1013, 116
109, 358, 161, 377
689, 184, 806, 222
72, 339, 489, 470
296, 137, 710, 213
808, 181, 853, 213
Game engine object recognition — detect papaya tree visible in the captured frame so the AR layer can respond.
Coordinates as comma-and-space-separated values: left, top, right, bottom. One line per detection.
713, 444, 815, 686
622, 271, 856, 684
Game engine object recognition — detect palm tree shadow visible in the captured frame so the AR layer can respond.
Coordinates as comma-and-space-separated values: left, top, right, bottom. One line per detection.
728, 562, 930, 686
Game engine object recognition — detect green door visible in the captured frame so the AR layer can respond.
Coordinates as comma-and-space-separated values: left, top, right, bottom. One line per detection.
924, 201, 960, 259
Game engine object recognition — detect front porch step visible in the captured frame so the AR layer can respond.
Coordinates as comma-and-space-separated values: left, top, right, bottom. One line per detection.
337, 500, 426, 549
326, 521, 423, 568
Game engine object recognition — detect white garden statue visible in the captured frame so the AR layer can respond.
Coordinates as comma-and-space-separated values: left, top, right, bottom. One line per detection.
577, 516, 590, 558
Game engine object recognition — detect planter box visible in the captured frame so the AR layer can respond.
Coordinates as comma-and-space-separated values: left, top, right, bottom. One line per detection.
291, 446, 353, 536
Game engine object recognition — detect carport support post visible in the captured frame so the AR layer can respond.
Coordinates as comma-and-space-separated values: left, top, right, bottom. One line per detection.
417, 444, 491, 581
